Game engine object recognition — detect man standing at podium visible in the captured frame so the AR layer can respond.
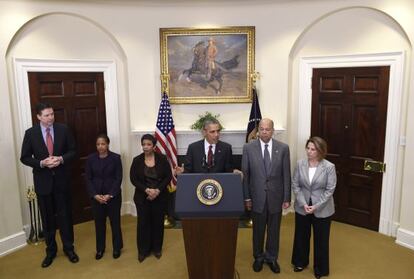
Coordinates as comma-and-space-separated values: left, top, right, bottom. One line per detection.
241, 118, 291, 274
176, 119, 233, 174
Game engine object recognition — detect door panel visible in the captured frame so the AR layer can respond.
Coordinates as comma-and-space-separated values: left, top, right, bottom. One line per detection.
28, 72, 106, 224
311, 66, 389, 231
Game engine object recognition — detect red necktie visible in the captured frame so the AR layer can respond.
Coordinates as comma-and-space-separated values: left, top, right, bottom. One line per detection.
207, 145, 213, 168
46, 128, 53, 156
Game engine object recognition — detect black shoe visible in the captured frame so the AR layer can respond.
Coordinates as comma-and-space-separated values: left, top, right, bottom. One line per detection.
252, 259, 263, 272
294, 266, 305, 272
154, 251, 162, 259
138, 254, 146, 263
268, 261, 280, 273
95, 251, 104, 260
41, 254, 56, 268
64, 250, 79, 263
113, 250, 121, 259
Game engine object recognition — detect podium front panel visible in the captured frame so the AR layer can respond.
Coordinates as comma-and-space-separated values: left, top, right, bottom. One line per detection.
175, 173, 244, 218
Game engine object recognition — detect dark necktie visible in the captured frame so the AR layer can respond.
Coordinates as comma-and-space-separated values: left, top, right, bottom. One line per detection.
264, 143, 271, 176
207, 145, 213, 168
46, 128, 53, 156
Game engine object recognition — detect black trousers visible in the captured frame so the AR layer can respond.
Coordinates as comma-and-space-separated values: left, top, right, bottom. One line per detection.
91, 194, 123, 253
252, 203, 282, 262
291, 212, 331, 277
135, 198, 166, 256
37, 186, 74, 256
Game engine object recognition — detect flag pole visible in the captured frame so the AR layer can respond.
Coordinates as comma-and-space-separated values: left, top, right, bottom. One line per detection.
245, 72, 261, 228
251, 71, 260, 132
156, 75, 177, 228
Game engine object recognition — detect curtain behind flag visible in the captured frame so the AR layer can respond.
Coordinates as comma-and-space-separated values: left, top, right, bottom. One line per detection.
246, 88, 262, 142
154, 92, 178, 191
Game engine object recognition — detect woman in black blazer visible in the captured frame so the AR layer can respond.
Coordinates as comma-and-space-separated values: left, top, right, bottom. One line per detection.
85, 134, 123, 260
130, 134, 172, 263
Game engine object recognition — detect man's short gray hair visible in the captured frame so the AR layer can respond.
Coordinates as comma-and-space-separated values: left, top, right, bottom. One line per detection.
203, 119, 220, 130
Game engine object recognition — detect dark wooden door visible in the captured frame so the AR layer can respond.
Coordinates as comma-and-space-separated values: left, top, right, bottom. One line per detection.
311, 66, 389, 231
28, 72, 106, 224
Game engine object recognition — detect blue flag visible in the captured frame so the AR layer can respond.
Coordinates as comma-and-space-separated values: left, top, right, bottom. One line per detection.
246, 88, 262, 142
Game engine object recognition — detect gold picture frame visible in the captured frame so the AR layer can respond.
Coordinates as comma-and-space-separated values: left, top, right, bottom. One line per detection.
160, 26, 255, 104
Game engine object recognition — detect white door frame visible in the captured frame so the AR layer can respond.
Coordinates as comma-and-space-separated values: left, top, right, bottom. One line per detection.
298, 52, 404, 236
13, 58, 121, 190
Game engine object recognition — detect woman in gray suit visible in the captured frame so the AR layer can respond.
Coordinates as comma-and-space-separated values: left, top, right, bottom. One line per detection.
291, 137, 337, 279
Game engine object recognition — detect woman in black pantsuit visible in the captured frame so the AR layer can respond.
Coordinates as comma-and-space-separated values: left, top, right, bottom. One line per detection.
130, 134, 172, 263
291, 137, 337, 279
85, 134, 123, 260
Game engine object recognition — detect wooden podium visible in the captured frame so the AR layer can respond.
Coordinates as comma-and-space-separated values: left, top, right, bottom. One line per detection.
175, 173, 244, 279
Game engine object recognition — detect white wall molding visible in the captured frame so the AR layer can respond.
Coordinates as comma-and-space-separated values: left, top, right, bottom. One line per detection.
0, 231, 27, 257
131, 129, 286, 155
13, 57, 121, 193
396, 228, 414, 251
298, 52, 405, 236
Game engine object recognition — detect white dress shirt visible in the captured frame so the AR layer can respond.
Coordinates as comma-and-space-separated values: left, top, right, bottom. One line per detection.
204, 139, 216, 157
259, 139, 272, 160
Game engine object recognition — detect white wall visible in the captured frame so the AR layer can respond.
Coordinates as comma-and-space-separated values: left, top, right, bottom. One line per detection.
289, 7, 411, 235
6, 13, 131, 237
397, 53, 414, 250
1, 0, 414, 253
290, 6, 411, 155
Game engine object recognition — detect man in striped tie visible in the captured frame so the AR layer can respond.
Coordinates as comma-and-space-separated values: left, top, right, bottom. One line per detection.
20, 103, 78, 268
241, 118, 291, 274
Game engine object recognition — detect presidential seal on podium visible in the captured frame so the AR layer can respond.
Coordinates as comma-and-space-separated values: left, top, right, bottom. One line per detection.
196, 179, 223, 205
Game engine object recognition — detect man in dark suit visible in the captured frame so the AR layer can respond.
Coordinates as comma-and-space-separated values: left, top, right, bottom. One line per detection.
177, 119, 233, 174
20, 103, 79, 267
242, 118, 291, 273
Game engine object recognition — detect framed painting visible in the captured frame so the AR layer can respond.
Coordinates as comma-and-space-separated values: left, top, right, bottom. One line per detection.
160, 26, 255, 104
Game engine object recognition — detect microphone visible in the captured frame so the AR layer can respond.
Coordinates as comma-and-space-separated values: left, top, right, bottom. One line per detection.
202, 153, 215, 171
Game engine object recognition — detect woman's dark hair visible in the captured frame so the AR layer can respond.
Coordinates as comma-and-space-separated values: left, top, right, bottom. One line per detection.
306, 136, 328, 160
96, 133, 110, 144
141, 134, 157, 146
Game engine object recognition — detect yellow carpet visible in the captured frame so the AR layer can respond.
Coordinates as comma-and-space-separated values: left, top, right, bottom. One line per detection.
1, 214, 413, 279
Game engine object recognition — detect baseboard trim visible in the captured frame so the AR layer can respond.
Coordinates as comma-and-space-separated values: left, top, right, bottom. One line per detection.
379, 217, 400, 236
396, 227, 414, 250
0, 231, 27, 257
392, 222, 400, 237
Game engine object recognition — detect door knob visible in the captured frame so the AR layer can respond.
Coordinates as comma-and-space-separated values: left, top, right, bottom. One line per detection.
364, 160, 386, 173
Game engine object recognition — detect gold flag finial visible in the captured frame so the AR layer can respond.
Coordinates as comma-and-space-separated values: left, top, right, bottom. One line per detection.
250, 72, 261, 88
27, 186, 36, 201
160, 73, 170, 94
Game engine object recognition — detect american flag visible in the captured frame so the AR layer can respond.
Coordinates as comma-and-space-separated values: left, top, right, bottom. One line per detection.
154, 92, 178, 186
